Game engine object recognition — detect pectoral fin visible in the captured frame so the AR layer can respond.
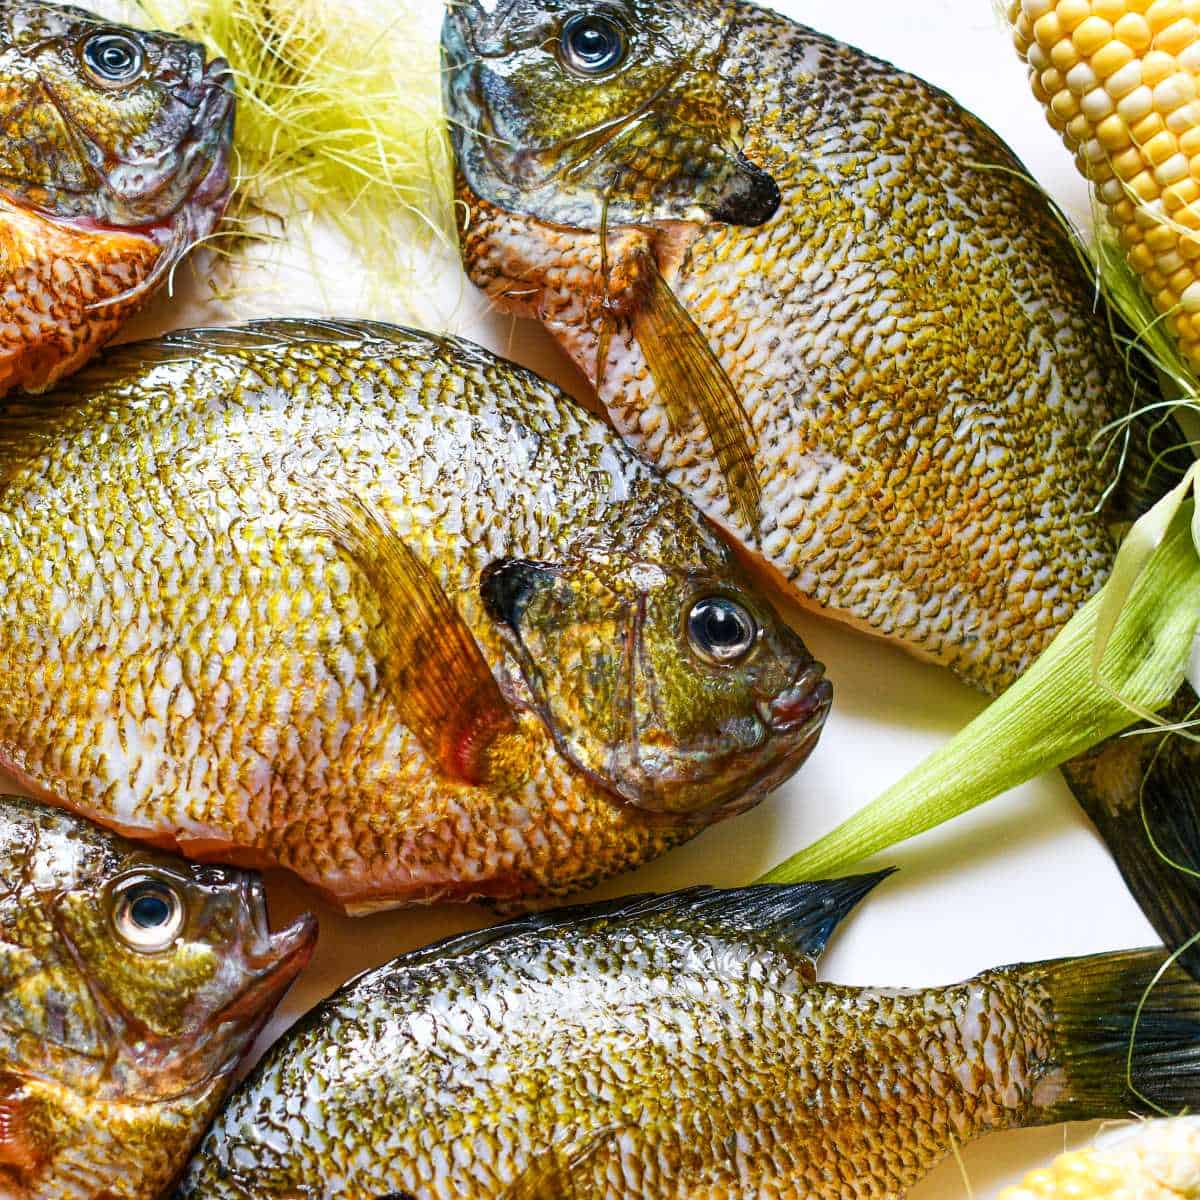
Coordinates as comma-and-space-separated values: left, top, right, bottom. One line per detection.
0, 1074, 47, 1176
303, 486, 517, 787
632, 263, 761, 532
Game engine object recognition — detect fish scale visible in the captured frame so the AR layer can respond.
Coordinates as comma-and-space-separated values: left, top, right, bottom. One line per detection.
452, 2, 1131, 695
0, 321, 827, 911
178, 878, 1200, 1200
446, 0, 1200, 987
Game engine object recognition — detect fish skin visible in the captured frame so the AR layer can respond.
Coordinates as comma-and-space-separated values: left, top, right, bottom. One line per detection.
444, 0, 1200, 979
443, 0, 1174, 697
173, 878, 1200, 1200
0, 792, 314, 1200
0, 2, 234, 397
0, 319, 829, 912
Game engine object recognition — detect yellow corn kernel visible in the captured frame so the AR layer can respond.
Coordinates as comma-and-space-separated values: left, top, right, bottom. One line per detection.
999, 1119, 1200, 1198
1012, 0, 1200, 369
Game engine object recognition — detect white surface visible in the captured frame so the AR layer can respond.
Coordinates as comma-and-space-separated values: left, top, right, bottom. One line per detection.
55, 0, 1172, 1193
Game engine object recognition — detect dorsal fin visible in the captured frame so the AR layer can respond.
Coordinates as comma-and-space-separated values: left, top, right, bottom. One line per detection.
378, 874, 892, 977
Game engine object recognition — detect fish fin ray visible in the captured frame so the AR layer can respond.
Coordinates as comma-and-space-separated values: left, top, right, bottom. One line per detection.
632, 263, 762, 531
0, 1073, 46, 1175
295, 479, 516, 786
1064, 682, 1200, 979
1027, 944, 1200, 1120
381, 875, 890, 976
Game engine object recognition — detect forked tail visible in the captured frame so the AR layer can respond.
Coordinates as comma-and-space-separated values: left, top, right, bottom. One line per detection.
1027, 943, 1200, 1120
1064, 681, 1200, 980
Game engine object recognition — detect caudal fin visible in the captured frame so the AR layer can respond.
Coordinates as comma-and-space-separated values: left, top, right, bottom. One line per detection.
1028, 947, 1200, 1120
1063, 681, 1200, 979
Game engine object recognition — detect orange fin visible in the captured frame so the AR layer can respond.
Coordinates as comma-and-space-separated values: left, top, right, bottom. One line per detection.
0, 1074, 46, 1176
632, 262, 762, 531
303, 486, 516, 786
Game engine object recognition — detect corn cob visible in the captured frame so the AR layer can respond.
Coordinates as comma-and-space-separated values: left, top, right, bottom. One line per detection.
998, 1117, 1200, 1198
1009, 0, 1200, 370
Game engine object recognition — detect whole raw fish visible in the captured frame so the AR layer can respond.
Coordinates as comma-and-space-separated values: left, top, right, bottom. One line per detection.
442, 1, 1200, 969
0, 792, 314, 1200
0, 319, 829, 912
176, 873, 1200, 1199
0, 2, 234, 396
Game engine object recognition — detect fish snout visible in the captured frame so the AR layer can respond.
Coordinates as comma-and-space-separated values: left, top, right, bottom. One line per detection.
761, 664, 833, 735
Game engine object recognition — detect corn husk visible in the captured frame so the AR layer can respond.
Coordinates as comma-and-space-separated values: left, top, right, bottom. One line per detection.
761, 234, 1200, 885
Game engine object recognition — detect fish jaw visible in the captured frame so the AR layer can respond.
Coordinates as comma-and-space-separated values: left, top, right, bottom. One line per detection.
0, 56, 234, 397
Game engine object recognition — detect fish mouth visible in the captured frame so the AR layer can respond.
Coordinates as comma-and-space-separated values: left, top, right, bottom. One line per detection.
758, 663, 834, 736
215, 880, 317, 1027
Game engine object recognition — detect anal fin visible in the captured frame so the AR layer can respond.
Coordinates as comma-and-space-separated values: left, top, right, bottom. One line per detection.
632, 262, 762, 532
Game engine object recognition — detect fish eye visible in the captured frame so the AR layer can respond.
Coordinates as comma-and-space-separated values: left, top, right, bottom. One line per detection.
81, 32, 146, 87
687, 597, 759, 665
111, 877, 185, 953
559, 13, 628, 77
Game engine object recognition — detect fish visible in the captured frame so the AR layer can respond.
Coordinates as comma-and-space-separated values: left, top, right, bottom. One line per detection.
175, 872, 1200, 1199
0, 2, 234, 397
0, 318, 830, 913
0, 791, 314, 1200
442, 2, 1200, 971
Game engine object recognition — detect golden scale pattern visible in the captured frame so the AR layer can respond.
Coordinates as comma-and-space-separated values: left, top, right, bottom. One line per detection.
0, 326, 792, 912
178, 910, 1063, 1199
1010, 0, 1200, 371
0, 198, 159, 395
461, 5, 1129, 696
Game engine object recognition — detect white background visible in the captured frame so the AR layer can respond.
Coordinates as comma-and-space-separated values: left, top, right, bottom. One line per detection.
67, 0, 1177, 1193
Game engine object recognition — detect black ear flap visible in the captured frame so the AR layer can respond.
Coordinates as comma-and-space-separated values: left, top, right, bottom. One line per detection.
708, 155, 781, 226
481, 559, 562, 632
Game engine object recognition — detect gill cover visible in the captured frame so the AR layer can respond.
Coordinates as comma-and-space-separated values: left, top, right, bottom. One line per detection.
442, 0, 780, 231
481, 541, 820, 816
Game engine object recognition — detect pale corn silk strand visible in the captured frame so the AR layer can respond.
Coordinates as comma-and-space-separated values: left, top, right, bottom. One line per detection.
132, 0, 456, 297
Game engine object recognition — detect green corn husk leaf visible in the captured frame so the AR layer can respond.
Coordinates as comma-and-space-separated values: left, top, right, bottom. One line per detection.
760, 207, 1200, 886
760, 483, 1200, 885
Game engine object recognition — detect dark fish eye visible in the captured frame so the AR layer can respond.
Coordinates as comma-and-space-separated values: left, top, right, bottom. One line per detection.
112, 877, 185, 952
559, 13, 628, 77
81, 32, 146, 87
687, 597, 759, 665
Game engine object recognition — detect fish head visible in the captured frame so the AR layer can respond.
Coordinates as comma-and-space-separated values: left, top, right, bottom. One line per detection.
47, 850, 316, 1102
483, 506, 830, 816
0, 2, 234, 250
442, 0, 780, 231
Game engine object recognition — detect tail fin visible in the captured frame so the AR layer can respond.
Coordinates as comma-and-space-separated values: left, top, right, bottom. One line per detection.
1063, 681, 1200, 979
1030, 947, 1200, 1120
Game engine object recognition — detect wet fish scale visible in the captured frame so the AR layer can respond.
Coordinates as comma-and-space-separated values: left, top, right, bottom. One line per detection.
176, 888, 1072, 1199
453, 3, 1127, 694
0, 322, 823, 910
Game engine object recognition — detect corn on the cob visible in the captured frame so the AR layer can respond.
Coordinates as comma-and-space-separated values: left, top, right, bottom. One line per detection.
998, 1117, 1200, 1198
1009, 0, 1200, 370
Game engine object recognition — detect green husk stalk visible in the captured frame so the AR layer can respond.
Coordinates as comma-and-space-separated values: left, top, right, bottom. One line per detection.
135, 0, 455, 271
761, 489, 1200, 884
761, 231, 1200, 886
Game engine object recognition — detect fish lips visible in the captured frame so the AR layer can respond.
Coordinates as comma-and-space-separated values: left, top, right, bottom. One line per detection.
220, 878, 317, 1027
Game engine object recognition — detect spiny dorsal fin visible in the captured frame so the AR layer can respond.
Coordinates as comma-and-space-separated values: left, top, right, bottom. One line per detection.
383, 874, 892, 975
295, 480, 518, 787
632, 261, 762, 532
